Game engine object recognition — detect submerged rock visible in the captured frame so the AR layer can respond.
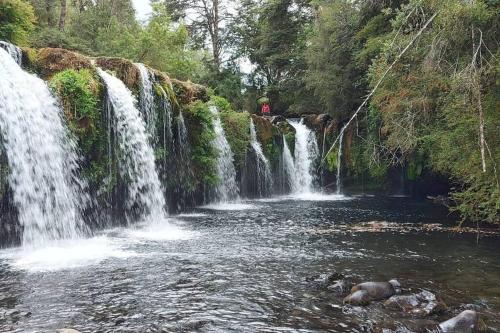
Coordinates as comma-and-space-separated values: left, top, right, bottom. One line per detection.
439, 310, 478, 333
384, 290, 447, 317
306, 272, 345, 289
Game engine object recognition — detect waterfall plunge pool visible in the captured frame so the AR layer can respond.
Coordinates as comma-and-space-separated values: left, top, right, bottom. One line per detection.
0, 195, 499, 332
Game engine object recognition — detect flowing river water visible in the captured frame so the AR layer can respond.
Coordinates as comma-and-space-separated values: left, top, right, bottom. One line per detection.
0, 195, 499, 332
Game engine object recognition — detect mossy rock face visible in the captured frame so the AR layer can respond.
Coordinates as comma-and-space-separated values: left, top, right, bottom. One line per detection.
303, 114, 333, 132
171, 79, 209, 105
31, 48, 92, 79
220, 110, 250, 167
251, 114, 274, 144
95, 57, 140, 92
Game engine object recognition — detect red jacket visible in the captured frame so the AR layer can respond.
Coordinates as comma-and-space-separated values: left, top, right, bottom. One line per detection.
261, 104, 270, 114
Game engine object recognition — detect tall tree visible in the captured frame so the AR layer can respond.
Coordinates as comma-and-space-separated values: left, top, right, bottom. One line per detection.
161, 0, 235, 71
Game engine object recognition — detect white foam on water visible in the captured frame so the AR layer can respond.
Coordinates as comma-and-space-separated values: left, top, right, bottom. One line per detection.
126, 220, 196, 241
177, 213, 208, 218
2, 236, 135, 272
201, 202, 257, 211
286, 192, 351, 201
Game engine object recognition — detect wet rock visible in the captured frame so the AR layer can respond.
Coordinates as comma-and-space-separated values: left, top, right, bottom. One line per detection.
343, 290, 371, 306
439, 310, 478, 333
343, 279, 401, 306
384, 290, 447, 316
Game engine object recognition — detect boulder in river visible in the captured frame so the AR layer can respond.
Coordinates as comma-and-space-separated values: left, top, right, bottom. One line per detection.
384, 290, 447, 317
439, 310, 478, 333
343, 290, 371, 306
345, 279, 401, 305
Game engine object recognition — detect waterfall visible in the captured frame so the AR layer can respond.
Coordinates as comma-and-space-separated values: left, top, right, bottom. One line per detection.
135, 63, 156, 136
159, 86, 173, 155
0, 48, 88, 246
288, 119, 320, 194
336, 129, 344, 195
176, 111, 190, 161
250, 119, 273, 196
282, 135, 298, 192
0, 41, 22, 65
97, 68, 166, 222
209, 106, 239, 202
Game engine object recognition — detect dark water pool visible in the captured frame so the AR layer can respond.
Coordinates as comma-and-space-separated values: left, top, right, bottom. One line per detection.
0, 195, 499, 332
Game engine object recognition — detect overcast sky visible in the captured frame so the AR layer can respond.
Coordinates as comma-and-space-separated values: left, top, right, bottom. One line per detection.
132, 0, 152, 21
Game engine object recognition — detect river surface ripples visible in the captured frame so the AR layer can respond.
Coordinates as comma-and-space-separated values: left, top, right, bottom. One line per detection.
0, 195, 499, 332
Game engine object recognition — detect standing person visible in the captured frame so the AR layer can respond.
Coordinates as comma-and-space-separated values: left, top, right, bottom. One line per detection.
261, 102, 270, 115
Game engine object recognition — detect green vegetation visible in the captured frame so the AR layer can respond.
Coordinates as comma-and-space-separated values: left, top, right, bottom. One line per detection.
214, 96, 251, 167
0, 0, 35, 45
183, 101, 217, 189
1, 0, 497, 223
50, 69, 111, 190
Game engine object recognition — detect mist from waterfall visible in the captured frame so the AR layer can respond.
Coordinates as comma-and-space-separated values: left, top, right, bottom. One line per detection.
98, 68, 166, 222
250, 119, 273, 196
135, 63, 156, 137
0, 48, 88, 247
287, 119, 320, 194
209, 106, 239, 203
336, 129, 344, 194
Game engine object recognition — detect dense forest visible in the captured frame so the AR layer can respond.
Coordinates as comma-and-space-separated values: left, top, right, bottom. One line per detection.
1, 0, 498, 224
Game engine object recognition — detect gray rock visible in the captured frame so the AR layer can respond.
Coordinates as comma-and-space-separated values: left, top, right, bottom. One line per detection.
343, 290, 371, 306
439, 310, 478, 333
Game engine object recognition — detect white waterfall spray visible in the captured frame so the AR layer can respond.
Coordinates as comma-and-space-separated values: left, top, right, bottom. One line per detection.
135, 63, 156, 136
336, 129, 344, 194
282, 135, 298, 192
98, 68, 166, 221
209, 106, 239, 202
0, 48, 88, 247
250, 119, 273, 196
0, 41, 22, 65
288, 119, 320, 194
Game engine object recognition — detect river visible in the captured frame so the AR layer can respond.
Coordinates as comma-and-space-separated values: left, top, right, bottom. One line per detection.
0, 194, 499, 332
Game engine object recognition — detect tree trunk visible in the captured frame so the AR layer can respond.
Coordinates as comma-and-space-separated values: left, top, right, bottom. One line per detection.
59, 0, 67, 30
212, 0, 220, 71
46, 0, 55, 27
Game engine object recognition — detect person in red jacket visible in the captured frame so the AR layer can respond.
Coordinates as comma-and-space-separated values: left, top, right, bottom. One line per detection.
261, 102, 270, 115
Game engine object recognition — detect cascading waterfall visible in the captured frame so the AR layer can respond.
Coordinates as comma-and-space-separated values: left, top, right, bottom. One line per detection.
0, 41, 22, 65
159, 86, 173, 155
135, 63, 156, 136
288, 119, 320, 194
176, 111, 190, 161
250, 119, 273, 196
97, 68, 166, 221
209, 106, 239, 202
0, 48, 88, 246
336, 129, 344, 195
282, 135, 298, 192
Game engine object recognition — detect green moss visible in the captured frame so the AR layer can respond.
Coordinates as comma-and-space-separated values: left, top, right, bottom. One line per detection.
219, 105, 251, 167
50, 68, 113, 195
183, 101, 218, 188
